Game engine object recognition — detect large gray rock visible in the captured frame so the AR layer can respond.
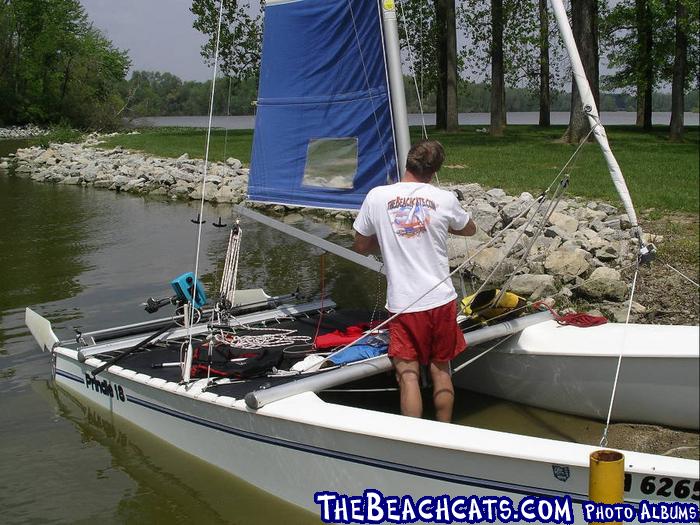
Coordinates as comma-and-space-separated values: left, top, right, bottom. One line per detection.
486, 188, 506, 199
596, 202, 618, 215
595, 243, 618, 262
214, 185, 242, 203
509, 274, 556, 297
501, 197, 532, 223
501, 230, 527, 255
577, 267, 627, 302
544, 225, 572, 241
575, 207, 608, 223
548, 211, 579, 234
226, 157, 243, 170
469, 247, 514, 282
471, 202, 499, 234
527, 236, 561, 261
544, 248, 590, 280
446, 229, 491, 265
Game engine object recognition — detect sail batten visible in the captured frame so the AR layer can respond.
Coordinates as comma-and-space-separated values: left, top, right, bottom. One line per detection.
249, 0, 398, 210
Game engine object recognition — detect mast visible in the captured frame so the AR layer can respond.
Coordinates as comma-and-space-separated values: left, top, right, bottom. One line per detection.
549, 0, 643, 242
381, 0, 411, 177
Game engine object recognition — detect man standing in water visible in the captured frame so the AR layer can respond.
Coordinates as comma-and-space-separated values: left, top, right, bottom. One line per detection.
353, 140, 476, 422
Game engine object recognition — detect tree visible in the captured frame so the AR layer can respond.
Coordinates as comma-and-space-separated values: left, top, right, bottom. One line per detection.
668, 0, 699, 140
191, 0, 263, 82
490, 0, 506, 136
434, 0, 459, 131
538, 0, 551, 126
668, 0, 686, 140
397, 0, 458, 131
0, 0, 130, 128
460, 0, 564, 134
562, 0, 600, 144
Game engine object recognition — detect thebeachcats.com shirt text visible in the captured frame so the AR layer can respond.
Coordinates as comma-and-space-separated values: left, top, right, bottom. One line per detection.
314, 489, 699, 524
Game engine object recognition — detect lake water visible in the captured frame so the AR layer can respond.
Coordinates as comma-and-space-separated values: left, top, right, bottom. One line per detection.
132, 112, 700, 129
0, 139, 694, 523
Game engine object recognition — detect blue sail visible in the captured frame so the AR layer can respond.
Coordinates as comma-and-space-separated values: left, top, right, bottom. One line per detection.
248, 0, 398, 210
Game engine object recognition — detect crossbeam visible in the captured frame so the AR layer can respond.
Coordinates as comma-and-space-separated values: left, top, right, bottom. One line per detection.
234, 205, 385, 275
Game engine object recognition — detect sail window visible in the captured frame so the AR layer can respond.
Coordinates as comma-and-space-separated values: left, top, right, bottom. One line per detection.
302, 138, 358, 190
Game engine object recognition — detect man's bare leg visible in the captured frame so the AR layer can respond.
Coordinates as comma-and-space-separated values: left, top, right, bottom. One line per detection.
393, 358, 422, 418
429, 361, 454, 422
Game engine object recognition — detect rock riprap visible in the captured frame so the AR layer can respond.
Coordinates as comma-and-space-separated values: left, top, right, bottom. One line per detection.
1, 136, 644, 310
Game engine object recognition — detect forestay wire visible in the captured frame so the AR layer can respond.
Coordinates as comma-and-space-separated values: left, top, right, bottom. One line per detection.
184, 0, 225, 383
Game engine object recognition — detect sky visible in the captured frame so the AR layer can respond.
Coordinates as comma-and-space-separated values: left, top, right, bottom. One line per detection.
80, 0, 213, 81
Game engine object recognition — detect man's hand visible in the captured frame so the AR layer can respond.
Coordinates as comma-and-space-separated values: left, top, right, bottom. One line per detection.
449, 218, 477, 237
353, 232, 380, 254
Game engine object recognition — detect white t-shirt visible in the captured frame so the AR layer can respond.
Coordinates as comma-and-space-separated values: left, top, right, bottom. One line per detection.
353, 182, 470, 313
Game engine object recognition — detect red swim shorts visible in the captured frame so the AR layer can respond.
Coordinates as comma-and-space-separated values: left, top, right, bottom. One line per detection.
388, 300, 466, 365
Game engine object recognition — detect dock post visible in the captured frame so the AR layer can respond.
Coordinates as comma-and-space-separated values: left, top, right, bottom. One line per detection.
588, 449, 625, 525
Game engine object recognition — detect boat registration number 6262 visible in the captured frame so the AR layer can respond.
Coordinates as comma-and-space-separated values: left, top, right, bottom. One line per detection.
625, 474, 700, 500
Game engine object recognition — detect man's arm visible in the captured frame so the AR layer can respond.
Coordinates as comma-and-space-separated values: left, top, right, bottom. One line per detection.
449, 218, 477, 237
353, 232, 380, 255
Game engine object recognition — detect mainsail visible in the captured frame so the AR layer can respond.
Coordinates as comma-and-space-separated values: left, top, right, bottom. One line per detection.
248, 0, 399, 210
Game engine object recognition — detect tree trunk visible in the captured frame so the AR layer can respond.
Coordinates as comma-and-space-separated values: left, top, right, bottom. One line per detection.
636, 0, 653, 130
635, 88, 645, 126
490, 0, 506, 136
538, 0, 551, 127
563, 0, 600, 143
434, 0, 447, 130
444, 0, 459, 131
669, 0, 687, 141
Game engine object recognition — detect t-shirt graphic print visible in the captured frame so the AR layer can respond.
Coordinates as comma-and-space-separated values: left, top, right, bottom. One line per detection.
387, 196, 437, 238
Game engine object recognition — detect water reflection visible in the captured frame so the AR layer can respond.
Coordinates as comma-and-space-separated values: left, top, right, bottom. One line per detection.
41, 380, 317, 524
0, 176, 95, 312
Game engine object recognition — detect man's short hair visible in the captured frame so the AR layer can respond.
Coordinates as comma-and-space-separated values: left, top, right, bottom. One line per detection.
405, 140, 445, 180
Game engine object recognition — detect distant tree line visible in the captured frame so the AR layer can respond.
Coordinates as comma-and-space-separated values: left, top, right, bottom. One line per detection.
192, 0, 699, 142
0, 0, 130, 128
120, 71, 698, 118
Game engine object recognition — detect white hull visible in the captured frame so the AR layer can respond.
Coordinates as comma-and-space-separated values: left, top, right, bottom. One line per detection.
51, 346, 699, 522
454, 321, 700, 430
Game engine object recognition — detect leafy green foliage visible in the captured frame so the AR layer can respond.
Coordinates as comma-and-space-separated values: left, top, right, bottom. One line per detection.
32, 123, 84, 147
457, 0, 566, 92
602, 0, 699, 94
120, 72, 258, 117
190, 0, 263, 82
0, 0, 130, 128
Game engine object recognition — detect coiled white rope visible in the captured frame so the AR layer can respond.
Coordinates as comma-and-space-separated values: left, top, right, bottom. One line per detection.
215, 328, 311, 350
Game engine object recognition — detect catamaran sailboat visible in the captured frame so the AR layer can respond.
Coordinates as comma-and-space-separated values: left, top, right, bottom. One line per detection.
26, 0, 698, 520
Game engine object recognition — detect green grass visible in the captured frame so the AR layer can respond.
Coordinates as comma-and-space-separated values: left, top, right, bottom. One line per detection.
99, 127, 254, 164
98, 125, 699, 212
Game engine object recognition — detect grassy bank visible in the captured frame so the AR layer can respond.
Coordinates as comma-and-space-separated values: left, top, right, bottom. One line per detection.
98, 125, 699, 213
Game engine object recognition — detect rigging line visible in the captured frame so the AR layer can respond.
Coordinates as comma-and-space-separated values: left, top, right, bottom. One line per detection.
451, 333, 515, 374
544, 121, 599, 194
465, 193, 548, 300
185, 0, 225, 380
347, 0, 393, 182
661, 260, 700, 288
491, 178, 571, 306
311, 198, 541, 370
471, 122, 596, 304
396, 0, 428, 139
600, 259, 640, 448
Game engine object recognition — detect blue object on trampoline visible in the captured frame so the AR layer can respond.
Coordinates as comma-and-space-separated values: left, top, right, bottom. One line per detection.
170, 272, 207, 309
